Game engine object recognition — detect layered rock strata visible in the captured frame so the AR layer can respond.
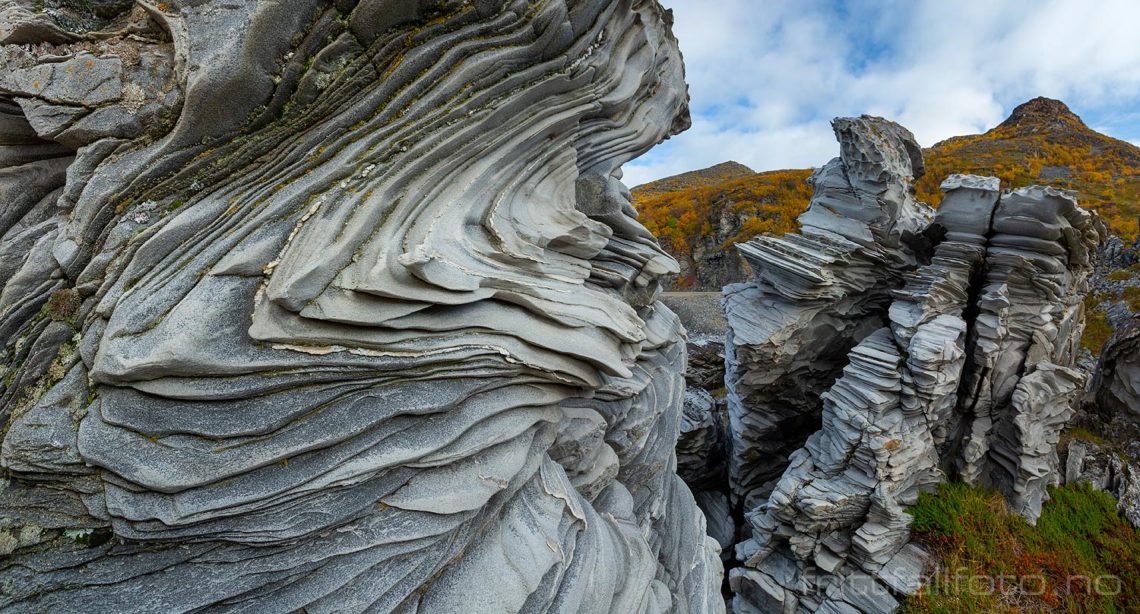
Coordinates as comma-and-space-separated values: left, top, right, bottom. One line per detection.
676, 388, 734, 556
725, 122, 1104, 611
0, 1, 724, 612
722, 116, 934, 511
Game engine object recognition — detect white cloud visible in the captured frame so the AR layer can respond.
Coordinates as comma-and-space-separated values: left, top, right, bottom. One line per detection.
625, 0, 1140, 186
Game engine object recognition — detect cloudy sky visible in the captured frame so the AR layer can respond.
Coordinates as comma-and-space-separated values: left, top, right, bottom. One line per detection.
623, 0, 1140, 187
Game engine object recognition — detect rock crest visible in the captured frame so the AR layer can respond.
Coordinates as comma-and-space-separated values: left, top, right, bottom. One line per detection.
996, 96, 1086, 132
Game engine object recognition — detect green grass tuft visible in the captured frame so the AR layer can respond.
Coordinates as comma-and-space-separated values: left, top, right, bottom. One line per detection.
905, 482, 1139, 613
1123, 286, 1140, 311
1065, 426, 1108, 446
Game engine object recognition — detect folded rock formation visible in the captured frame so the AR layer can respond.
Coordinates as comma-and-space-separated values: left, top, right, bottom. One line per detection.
724, 119, 1105, 612
0, 1, 725, 612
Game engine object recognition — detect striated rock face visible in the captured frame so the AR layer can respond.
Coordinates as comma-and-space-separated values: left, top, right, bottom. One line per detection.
723, 116, 934, 512
0, 1, 725, 612
677, 388, 734, 556
724, 118, 1105, 612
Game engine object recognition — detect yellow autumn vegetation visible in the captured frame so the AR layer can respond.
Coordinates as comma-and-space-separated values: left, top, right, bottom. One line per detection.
916, 124, 1140, 240
634, 106, 1140, 275
635, 169, 813, 286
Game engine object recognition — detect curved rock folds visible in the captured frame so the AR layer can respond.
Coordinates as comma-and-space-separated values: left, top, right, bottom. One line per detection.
0, 1, 723, 612
725, 118, 1105, 611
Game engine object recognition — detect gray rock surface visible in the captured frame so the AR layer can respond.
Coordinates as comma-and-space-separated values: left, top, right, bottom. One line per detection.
685, 337, 726, 390
1092, 316, 1140, 424
0, 1, 724, 612
724, 120, 1105, 612
1065, 439, 1140, 527
677, 388, 734, 558
723, 116, 934, 512
678, 388, 728, 488
1099, 235, 1138, 270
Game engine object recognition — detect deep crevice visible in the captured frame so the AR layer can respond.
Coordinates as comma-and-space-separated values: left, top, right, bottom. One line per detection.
943, 191, 1002, 476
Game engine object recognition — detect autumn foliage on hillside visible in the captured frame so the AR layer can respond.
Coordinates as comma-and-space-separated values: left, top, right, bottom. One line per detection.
916, 98, 1140, 240
632, 98, 1140, 281
634, 168, 813, 287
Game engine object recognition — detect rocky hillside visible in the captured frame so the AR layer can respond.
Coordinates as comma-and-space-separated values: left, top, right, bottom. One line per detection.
634, 160, 756, 196
636, 97, 1140, 290
634, 166, 813, 289
916, 97, 1140, 236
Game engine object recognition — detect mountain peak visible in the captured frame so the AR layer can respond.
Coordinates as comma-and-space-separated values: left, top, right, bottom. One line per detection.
633, 160, 755, 194
703, 161, 756, 176
996, 97, 1085, 132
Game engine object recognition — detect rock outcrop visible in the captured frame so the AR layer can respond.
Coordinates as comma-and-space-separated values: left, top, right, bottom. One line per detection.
0, 2, 725, 612
723, 116, 934, 512
1065, 438, 1140, 527
1091, 315, 1140, 426
724, 118, 1105, 612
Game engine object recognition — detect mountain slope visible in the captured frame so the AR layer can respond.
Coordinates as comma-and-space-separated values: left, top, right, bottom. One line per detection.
917, 97, 1140, 237
634, 97, 1140, 290
634, 160, 757, 196
634, 167, 812, 289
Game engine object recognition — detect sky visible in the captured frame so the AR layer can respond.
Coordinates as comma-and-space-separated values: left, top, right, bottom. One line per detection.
623, 0, 1140, 187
